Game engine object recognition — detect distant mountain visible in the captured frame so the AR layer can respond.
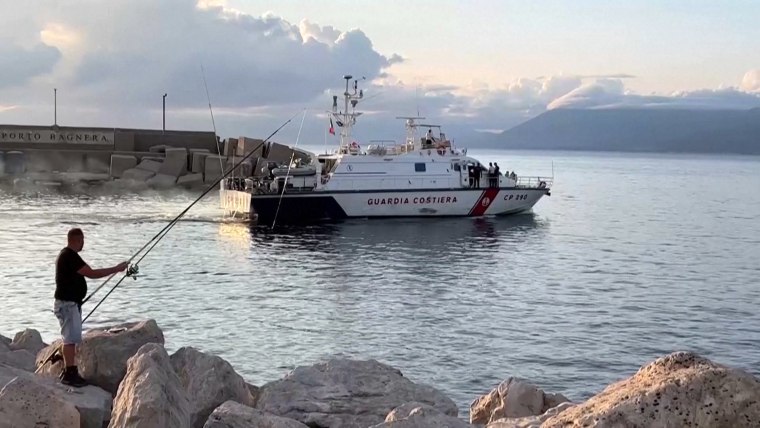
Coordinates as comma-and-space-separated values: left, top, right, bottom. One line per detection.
485, 108, 760, 154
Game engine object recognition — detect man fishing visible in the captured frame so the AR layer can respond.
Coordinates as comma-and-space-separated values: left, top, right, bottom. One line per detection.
54, 228, 127, 387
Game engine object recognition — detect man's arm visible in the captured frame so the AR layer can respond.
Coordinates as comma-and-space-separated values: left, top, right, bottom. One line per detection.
78, 262, 128, 279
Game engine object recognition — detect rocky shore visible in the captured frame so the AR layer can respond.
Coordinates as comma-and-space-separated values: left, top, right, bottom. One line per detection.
2, 319, 759, 427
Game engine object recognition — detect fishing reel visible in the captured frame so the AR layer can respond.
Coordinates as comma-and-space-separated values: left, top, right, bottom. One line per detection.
126, 264, 140, 280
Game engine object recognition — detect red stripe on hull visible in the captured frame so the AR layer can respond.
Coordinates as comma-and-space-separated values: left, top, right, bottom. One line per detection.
468, 188, 500, 216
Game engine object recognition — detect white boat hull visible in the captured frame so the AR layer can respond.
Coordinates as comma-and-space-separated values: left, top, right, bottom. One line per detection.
245, 187, 549, 224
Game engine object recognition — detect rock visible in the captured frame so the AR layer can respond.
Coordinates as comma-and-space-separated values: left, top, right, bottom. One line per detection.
159, 147, 188, 177
369, 402, 470, 428
256, 358, 458, 428
145, 173, 177, 188
470, 377, 570, 424
177, 172, 204, 187
148, 145, 170, 153
10, 328, 47, 355
0, 348, 35, 371
121, 168, 155, 182
1, 362, 114, 428
36, 319, 165, 394
170, 346, 253, 428
110, 154, 137, 178
542, 351, 760, 428
0, 376, 80, 428
487, 402, 575, 428
0, 334, 10, 348
246, 382, 260, 406
203, 155, 226, 184
203, 401, 308, 428
190, 150, 209, 174
135, 159, 163, 173
109, 343, 191, 428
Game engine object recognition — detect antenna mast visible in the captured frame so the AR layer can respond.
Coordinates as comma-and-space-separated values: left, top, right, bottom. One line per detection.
329, 75, 364, 153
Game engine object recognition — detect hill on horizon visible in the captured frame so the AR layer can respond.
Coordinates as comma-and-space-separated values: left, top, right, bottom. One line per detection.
483, 108, 760, 155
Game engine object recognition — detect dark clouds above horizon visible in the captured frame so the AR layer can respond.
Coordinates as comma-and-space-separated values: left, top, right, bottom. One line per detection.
1, 0, 759, 144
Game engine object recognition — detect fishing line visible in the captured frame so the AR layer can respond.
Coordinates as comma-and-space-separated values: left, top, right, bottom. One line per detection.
271, 108, 308, 229
81, 112, 300, 322
201, 63, 226, 176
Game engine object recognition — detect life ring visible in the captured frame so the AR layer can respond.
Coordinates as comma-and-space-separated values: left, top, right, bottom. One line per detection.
538, 181, 546, 189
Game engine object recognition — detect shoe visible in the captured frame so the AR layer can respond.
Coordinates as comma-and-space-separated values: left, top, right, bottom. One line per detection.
60, 366, 87, 388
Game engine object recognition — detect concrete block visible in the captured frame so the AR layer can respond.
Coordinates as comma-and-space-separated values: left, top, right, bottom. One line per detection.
85, 153, 111, 173
121, 168, 155, 181
158, 147, 187, 177
235, 137, 265, 157
110, 155, 137, 178
177, 173, 204, 187
146, 173, 177, 188
204, 154, 225, 184
5, 151, 25, 174
148, 145, 170, 153
135, 159, 163, 173
223, 138, 237, 157
191, 151, 209, 174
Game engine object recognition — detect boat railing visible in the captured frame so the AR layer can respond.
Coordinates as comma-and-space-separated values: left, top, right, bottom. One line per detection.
515, 176, 553, 189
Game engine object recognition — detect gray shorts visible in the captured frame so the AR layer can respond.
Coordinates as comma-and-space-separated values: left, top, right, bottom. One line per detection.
53, 300, 82, 345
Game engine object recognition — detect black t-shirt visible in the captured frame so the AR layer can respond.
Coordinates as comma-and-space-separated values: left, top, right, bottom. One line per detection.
55, 247, 87, 303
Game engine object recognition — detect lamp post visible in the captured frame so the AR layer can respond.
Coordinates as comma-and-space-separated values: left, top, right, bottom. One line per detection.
54, 88, 57, 126
162, 93, 167, 132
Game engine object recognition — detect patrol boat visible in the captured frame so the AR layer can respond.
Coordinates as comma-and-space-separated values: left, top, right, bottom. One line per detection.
221, 75, 552, 224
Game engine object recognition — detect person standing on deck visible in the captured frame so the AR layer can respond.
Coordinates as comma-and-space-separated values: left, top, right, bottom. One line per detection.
54, 228, 127, 387
473, 163, 482, 188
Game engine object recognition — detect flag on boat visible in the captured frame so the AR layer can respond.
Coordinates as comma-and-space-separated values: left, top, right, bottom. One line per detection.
329, 117, 335, 135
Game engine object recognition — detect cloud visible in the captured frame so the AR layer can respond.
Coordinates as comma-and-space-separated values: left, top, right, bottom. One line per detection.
0, 42, 61, 88
0, 0, 758, 146
548, 77, 760, 110
0, 0, 399, 111
741, 69, 760, 93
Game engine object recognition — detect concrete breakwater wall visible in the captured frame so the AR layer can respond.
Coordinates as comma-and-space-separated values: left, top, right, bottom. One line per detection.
0, 125, 308, 190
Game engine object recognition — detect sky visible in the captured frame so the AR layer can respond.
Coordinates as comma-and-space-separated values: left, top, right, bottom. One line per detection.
1, 0, 759, 145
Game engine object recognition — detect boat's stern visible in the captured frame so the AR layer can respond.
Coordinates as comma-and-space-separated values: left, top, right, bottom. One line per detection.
220, 178, 253, 219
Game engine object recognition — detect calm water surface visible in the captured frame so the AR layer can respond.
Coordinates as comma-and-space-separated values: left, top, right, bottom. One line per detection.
1, 150, 759, 415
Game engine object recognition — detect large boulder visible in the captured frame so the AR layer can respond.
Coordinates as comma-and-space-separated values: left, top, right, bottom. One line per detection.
108, 343, 191, 428
0, 376, 80, 428
542, 351, 760, 428
369, 402, 470, 428
1, 363, 113, 428
486, 402, 575, 428
36, 319, 165, 394
470, 377, 570, 425
10, 328, 47, 355
170, 346, 254, 428
0, 349, 36, 372
255, 358, 458, 428
203, 401, 308, 428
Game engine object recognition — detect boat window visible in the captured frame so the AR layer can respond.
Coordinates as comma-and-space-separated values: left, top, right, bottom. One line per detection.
453, 163, 461, 171
414, 163, 426, 172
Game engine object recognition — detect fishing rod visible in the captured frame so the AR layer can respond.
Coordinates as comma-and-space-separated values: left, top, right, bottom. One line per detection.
81, 113, 298, 323
82, 67, 224, 305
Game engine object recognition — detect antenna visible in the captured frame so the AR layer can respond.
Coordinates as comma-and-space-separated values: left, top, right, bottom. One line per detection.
416, 85, 420, 118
